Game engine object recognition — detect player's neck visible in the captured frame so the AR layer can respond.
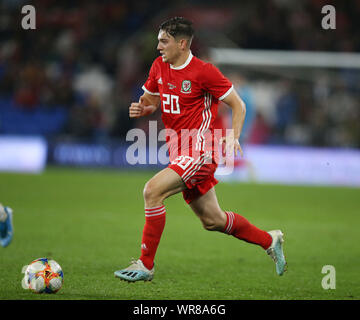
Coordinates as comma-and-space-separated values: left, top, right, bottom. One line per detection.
170, 50, 192, 69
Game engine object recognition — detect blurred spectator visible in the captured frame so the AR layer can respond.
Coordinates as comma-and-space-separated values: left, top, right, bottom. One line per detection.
272, 81, 299, 143
248, 112, 271, 145
231, 73, 255, 143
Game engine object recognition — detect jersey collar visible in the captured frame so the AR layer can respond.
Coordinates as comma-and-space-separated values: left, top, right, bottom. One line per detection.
170, 51, 193, 70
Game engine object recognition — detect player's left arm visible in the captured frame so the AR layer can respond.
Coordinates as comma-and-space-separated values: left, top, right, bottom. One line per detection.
221, 89, 246, 157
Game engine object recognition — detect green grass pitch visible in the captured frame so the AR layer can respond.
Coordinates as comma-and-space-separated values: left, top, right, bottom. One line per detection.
0, 167, 359, 300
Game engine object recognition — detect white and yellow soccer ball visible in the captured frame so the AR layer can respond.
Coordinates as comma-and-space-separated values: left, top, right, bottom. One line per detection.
22, 258, 64, 294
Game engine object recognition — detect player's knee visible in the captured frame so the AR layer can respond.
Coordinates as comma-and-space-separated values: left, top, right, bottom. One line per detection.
143, 180, 162, 203
202, 222, 218, 231
200, 211, 227, 232
201, 217, 222, 232
143, 181, 155, 201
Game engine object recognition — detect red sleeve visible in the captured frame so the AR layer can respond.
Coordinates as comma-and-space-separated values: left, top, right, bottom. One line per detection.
142, 59, 160, 96
200, 63, 233, 100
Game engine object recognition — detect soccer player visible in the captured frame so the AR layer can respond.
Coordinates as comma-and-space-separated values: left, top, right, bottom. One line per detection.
0, 203, 13, 247
114, 17, 286, 281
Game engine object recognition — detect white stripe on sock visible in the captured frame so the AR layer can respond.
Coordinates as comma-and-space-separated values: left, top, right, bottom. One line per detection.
145, 206, 166, 218
225, 211, 234, 234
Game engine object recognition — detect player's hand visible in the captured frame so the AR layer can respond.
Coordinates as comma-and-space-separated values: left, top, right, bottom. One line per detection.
219, 134, 243, 157
129, 96, 146, 118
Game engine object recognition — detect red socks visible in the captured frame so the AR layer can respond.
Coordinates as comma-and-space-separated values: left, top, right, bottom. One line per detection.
139, 205, 166, 270
224, 211, 272, 250
139, 207, 272, 270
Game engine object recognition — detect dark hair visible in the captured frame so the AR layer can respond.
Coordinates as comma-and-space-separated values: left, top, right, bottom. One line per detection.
159, 17, 194, 40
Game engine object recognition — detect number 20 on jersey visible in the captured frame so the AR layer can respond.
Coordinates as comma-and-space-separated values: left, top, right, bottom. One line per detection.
162, 94, 180, 114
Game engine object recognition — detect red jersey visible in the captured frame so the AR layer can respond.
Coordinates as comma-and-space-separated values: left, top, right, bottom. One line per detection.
142, 52, 233, 162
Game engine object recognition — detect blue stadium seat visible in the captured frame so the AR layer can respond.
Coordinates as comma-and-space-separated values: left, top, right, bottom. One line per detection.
0, 99, 68, 136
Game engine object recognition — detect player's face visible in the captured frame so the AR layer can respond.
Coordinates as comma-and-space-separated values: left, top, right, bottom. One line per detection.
157, 30, 182, 64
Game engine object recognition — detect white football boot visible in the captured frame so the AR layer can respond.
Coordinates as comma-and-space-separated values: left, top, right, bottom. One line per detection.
114, 259, 154, 282
266, 230, 287, 276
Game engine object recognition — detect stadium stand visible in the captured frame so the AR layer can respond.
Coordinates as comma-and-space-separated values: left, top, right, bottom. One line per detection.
0, 0, 359, 147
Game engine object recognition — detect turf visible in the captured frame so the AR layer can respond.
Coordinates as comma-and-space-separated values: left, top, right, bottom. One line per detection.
0, 167, 359, 300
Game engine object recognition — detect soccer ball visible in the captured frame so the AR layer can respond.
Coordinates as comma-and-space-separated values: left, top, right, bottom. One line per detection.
22, 258, 64, 294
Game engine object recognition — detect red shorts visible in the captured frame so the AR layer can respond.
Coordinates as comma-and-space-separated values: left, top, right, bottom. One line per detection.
168, 153, 218, 204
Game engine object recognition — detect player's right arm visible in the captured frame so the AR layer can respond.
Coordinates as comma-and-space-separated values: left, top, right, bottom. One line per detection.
129, 92, 161, 118
130, 57, 162, 118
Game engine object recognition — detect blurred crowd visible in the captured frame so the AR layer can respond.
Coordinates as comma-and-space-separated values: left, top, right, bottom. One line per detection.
228, 0, 360, 52
0, 0, 166, 140
225, 70, 360, 148
0, 0, 359, 148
